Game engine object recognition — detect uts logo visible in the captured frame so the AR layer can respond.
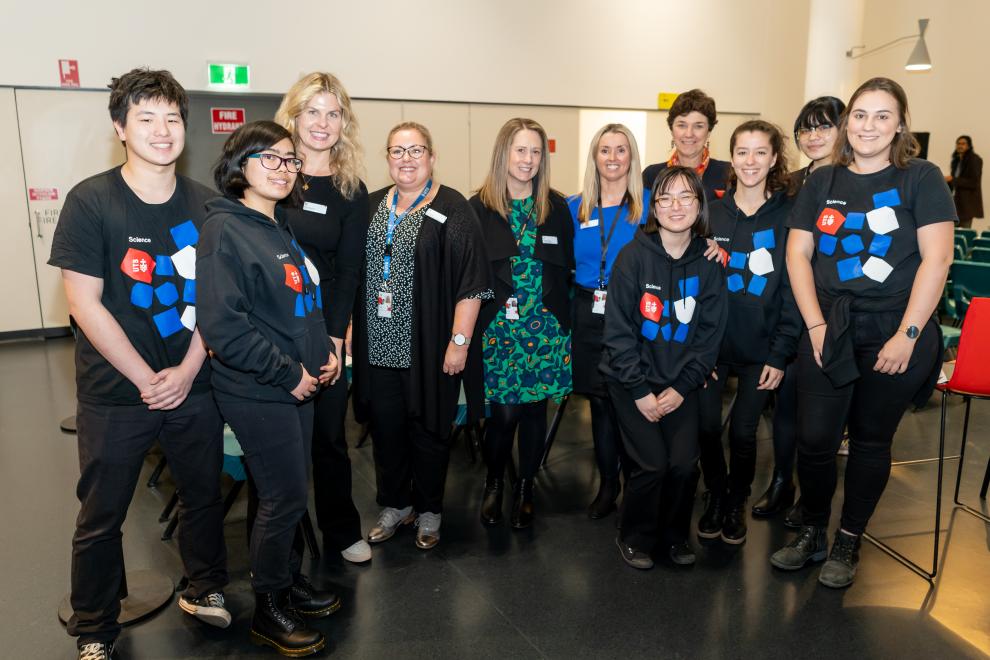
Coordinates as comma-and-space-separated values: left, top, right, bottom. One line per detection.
816, 208, 846, 235
121, 248, 155, 284
639, 292, 662, 322
284, 264, 303, 293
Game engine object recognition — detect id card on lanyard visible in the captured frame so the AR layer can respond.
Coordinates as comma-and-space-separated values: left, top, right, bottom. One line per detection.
593, 194, 622, 314
504, 201, 535, 322
378, 179, 432, 318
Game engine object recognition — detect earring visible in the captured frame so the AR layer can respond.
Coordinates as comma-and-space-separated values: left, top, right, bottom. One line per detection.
670, 139, 675, 149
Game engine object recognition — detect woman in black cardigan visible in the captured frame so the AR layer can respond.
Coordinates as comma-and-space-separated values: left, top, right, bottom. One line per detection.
468, 118, 574, 529
946, 135, 983, 228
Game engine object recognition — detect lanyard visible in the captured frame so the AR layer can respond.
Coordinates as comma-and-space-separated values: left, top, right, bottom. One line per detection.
383, 179, 432, 283
513, 199, 536, 248
597, 193, 622, 289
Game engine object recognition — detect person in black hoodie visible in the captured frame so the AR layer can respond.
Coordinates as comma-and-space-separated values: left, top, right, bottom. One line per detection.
469, 118, 574, 529
603, 166, 727, 569
197, 121, 338, 657
696, 120, 801, 545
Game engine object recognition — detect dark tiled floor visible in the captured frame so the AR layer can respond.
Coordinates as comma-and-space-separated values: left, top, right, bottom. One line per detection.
2, 337, 988, 659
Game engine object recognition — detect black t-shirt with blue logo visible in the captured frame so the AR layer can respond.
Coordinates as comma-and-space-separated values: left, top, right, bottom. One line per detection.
48, 167, 216, 405
787, 159, 956, 301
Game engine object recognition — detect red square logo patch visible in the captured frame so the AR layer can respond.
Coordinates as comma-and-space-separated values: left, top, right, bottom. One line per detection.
639, 292, 662, 322
816, 207, 846, 235
120, 248, 155, 283
284, 264, 303, 293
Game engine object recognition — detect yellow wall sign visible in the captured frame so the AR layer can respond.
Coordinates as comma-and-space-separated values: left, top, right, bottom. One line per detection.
657, 92, 679, 110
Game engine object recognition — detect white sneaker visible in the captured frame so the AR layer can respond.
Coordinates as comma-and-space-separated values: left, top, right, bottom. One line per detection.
340, 538, 372, 563
178, 590, 232, 628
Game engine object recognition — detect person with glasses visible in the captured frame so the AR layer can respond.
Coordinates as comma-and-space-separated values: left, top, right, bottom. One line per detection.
468, 118, 574, 529
603, 166, 727, 569
642, 89, 730, 201
695, 120, 801, 546
355, 121, 492, 550
568, 124, 649, 520
772, 78, 954, 588
946, 135, 983, 229
198, 120, 340, 656
275, 72, 371, 564
752, 95, 846, 526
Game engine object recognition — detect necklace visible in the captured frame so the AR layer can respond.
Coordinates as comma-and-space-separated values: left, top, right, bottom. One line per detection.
301, 173, 313, 191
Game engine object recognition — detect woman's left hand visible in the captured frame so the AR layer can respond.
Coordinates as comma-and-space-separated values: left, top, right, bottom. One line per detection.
443, 343, 469, 375
703, 238, 723, 262
319, 351, 339, 385
874, 332, 917, 375
655, 387, 684, 416
756, 364, 785, 390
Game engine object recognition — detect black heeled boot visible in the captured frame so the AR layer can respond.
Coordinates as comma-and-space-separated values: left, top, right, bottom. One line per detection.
288, 573, 341, 618
751, 470, 795, 518
480, 477, 504, 526
588, 477, 620, 519
510, 479, 534, 529
250, 589, 326, 657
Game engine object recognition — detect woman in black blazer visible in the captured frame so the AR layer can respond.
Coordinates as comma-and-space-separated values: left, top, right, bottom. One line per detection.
947, 135, 983, 228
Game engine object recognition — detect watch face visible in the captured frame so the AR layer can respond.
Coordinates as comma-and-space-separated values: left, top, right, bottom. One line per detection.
453, 333, 466, 346
906, 325, 920, 339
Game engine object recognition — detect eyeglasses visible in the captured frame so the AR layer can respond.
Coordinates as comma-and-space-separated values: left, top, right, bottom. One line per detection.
387, 145, 429, 160
654, 193, 698, 208
796, 124, 834, 139
247, 153, 303, 173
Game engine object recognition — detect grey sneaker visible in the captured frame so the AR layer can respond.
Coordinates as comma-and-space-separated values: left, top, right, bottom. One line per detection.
367, 506, 414, 544
415, 512, 442, 550
78, 642, 114, 660
770, 525, 829, 570
178, 590, 232, 628
818, 531, 861, 588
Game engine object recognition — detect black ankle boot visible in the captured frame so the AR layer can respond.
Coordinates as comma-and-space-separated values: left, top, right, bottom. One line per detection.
288, 573, 341, 618
588, 477, 620, 519
784, 499, 804, 528
510, 479, 534, 529
250, 589, 326, 657
480, 477, 504, 526
697, 490, 726, 539
720, 498, 747, 544
752, 470, 795, 518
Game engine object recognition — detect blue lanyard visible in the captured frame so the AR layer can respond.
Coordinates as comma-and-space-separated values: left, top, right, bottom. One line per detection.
383, 179, 432, 283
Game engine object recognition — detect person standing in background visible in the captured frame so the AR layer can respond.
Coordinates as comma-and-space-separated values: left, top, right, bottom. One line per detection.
275, 72, 372, 564
946, 135, 983, 228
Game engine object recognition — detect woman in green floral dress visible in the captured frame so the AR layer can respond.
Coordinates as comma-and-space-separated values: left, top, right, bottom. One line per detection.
469, 118, 574, 529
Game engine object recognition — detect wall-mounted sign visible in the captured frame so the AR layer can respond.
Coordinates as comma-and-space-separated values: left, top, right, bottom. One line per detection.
657, 92, 678, 110
208, 63, 250, 91
29, 187, 59, 201
211, 108, 246, 134
548, 139, 556, 154
58, 60, 79, 87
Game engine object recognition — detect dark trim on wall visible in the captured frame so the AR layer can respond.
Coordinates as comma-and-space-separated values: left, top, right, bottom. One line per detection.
0, 327, 72, 343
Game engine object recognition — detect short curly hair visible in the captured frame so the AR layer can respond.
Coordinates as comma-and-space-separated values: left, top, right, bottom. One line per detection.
667, 89, 718, 131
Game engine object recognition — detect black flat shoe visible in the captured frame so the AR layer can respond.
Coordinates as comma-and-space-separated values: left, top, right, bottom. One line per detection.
616, 537, 653, 570
480, 477, 504, 526
588, 477, 620, 519
668, 542, 696, 566
510, 479, 534, 529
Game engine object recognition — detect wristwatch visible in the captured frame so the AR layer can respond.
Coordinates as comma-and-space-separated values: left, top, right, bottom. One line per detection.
904, 325, 920, 339
451, 333, 469, 346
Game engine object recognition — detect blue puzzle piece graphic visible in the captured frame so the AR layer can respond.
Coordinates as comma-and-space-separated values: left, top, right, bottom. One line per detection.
170, 220, 199, 249
747, 274, 767, 296
153, 307, 184, 337
182, 279, 196, 304
673, 323, 689, 343
155, 255, 174, 276
841, 234, 865, 255
873, 188, 901, 209
845, 212, 865, 231
728, 273, 745, 292
301, 265, 311, 284
869, 235, 892, 257
819, 235, 837, 256
304, 294, 314, 313
661, 324, 672, 341
315, 285, 323, 309
837, 257, 864, 282
155, 282, 179, 306
294, 294, 306, 318
679, 276, 700, 298
729, 251, 747, 269
641, 320, 659, 340
752, 229, 775, 250
130, 283, 153, 309
662, 300, 670, 318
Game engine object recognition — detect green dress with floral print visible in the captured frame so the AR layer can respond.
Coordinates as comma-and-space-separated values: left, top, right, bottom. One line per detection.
482, 198, 572, 404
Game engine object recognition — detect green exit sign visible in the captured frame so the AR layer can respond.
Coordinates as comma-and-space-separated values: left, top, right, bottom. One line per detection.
208, 63, 250, 90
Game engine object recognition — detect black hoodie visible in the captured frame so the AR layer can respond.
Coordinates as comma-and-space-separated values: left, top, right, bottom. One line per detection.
197, 196, 331, 403
601, 229, 727, 399
709, 189, 801, 369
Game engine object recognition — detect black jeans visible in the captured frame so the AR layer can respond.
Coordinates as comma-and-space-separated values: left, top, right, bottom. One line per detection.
484, 400, 548, 481
608, 381, 700, 551
368, 365, 451, 514
311, 374, 362, 551
218, 398, 313, 593
796, 314, 939, 535
770, 361, 799, 478
698, 362, 771, 501
69, 392, 226, 646
589, 394, 623, 480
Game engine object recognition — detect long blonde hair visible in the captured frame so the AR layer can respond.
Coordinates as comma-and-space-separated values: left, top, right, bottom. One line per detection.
477, 118, 551, 225
274, 72, 364, 199
577, 124, 643, 224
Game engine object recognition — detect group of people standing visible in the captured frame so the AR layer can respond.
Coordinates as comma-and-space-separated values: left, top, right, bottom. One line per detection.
51, 66, 956, 660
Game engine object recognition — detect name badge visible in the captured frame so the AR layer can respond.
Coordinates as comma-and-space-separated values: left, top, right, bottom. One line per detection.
581, 219, 600, 229
592, 289, 607, 315
303, 201, 327, 215
541, 235, 558, 245
377, 291, 393, 318
505, 296, 519, 321
425, 208, 447, 224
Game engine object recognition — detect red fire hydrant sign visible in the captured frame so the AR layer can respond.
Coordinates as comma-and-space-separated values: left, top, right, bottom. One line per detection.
58, 59, 80, 87
29, 188, 59, 201
211, 108, 245, 134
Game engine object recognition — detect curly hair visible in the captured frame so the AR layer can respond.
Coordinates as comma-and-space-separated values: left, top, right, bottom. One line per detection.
726, 120, 792, 198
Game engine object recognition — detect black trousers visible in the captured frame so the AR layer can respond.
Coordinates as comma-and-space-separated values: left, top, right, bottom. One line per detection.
589, 394, 623, 480
698, 362, 771, 501
484, 400, 548, 481
69, 392, 226, 646
770, 361, 799, 478
368, 365, 451, 514
609, 381, 700, 551
219, 398, 313, 593
796, 315, 939, 535
311, 374, 362, 551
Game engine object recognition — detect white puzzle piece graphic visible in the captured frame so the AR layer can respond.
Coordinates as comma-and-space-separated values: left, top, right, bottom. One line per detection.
748, 247, 774, 276
171, 245, 197, 280
180, 305, 196, 331
866, 206, 899, 235
304, 256, 321, 286
673, 296, 696, 324
862, 256, 894, 283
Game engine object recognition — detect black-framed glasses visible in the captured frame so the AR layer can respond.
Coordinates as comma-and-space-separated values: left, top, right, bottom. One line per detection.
796, 124, 834, 138
247, 153, 303, 173
654, 193, 698, 208
387, 145, 429, 160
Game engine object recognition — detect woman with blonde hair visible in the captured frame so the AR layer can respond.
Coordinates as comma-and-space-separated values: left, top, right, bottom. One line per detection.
568, 123, 650, 519
468, 118, 574, 529
275, 72, 371, 563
